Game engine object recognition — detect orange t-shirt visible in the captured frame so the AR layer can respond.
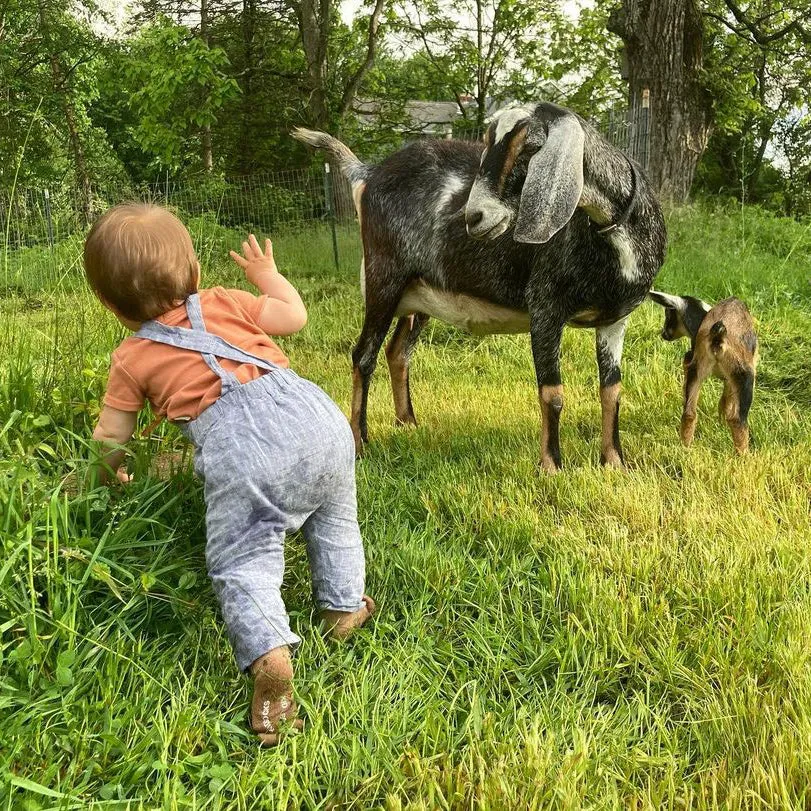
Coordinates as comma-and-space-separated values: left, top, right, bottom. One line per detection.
103, 287, 290, 421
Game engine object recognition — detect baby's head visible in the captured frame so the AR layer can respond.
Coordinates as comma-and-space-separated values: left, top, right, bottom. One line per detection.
84, 203, 199, 324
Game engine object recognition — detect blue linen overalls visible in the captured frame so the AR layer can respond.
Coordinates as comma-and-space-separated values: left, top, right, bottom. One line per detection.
136, 293, 366, 670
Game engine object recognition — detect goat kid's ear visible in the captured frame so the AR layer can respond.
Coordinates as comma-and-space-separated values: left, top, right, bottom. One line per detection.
514, 113, 584, 244
648, 290, 686, 311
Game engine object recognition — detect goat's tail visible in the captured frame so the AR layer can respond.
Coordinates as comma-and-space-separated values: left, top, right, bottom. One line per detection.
291, 128, 369, 186
709, 320, 727, 354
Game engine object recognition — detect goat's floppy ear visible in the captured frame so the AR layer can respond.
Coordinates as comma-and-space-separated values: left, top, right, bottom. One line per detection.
514, 113, 584, 244
648, 290, 686, 311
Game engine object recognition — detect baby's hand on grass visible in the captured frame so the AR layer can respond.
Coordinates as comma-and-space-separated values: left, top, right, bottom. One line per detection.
116, 467, 133, 485
229, 234, 278, 288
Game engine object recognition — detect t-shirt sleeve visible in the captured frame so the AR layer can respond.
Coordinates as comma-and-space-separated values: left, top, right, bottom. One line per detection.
103, 352, 145, 413
224, 288, 270, 325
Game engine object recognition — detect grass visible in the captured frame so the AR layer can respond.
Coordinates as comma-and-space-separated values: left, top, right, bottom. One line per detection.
1, 203, 811, 809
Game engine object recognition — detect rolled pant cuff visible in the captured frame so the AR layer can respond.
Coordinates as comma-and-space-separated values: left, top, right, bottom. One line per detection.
237, 631, 302, 673
316, 599, 366, 613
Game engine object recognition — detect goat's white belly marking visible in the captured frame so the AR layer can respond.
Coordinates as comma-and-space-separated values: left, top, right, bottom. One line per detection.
395, 281, 529, 335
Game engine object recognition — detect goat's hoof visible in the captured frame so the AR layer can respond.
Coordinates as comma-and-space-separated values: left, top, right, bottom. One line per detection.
394, 416, 418, 430
538, 456, 561, 474
600, 452, 624, 469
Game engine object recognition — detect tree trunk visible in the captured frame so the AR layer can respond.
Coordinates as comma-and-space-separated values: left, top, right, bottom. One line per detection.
475, 0, 486, 132
297, 0, 331, 131
295, 0, 388, 220
37, 0, 92, 222
608, 0, 713, 202
200, 0, 214, 172
239, 0, 256, 174
745, 122, 772, 200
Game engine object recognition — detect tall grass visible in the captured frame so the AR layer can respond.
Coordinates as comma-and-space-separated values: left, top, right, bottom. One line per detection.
1, 203, 810, 808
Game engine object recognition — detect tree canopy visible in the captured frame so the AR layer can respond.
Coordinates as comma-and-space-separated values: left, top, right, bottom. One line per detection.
1, 0, 811, 213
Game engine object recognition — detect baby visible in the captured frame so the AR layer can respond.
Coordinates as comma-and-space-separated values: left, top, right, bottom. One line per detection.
84, 203, 374, 745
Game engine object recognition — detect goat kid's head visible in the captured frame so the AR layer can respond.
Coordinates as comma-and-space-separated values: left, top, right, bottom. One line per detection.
648, 290, 711, 342
465, 102, 585, 244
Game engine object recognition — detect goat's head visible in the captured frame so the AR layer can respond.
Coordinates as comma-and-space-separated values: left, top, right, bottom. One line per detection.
465, 102, 585, 244
648, 290, 711, 342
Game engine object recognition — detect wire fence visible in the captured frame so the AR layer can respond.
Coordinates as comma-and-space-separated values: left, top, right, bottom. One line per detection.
0, 167, 346, 250
1, 102, 652, 276
598, 99, 651, 170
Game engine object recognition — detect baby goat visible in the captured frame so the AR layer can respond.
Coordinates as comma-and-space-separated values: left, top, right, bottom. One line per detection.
293, 101, 666, 471
649, 291, 758, 453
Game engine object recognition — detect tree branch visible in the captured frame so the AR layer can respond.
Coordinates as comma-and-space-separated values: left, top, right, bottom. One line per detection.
338, 0, 387, 116
722, 0, 811, 45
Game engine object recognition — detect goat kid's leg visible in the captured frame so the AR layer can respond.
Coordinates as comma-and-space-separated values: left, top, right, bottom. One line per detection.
726, 367, 755, 454
530, 315, 565, 473
681, 358, 709, 447
351, 301, 399, 454
385, 314, 429, 427
596, 318, 628, 468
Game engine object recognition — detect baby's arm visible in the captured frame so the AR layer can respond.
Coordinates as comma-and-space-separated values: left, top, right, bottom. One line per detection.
91, 406, 138, 485
230, 235, 307, 336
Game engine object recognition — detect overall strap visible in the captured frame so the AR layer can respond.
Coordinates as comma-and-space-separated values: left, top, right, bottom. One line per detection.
135, 294, 280, 394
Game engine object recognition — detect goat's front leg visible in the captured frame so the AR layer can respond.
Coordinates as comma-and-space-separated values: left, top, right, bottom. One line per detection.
385, 313, 429, 427
596, 318, 628, 468
530, 314, 566, 473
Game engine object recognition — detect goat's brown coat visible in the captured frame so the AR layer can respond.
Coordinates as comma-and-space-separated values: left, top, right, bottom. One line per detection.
680, 298, 758, 454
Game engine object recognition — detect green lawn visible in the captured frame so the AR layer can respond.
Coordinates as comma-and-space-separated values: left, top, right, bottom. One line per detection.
2, 205, 811, 809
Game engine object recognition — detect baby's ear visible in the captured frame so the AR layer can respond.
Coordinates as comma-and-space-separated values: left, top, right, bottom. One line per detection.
648, 290, 686, 311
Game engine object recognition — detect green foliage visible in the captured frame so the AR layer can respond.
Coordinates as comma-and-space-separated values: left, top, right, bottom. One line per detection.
0, 0, 124, 189
392, 0, 570, 128
547, 2, 625, 113
120, 19, 239, 173
2, 207, 811, 805
696, 1, 811, 214
5, 0, 811, 214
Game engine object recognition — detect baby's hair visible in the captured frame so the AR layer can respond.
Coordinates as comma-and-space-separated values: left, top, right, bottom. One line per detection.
83, 203, 199, 322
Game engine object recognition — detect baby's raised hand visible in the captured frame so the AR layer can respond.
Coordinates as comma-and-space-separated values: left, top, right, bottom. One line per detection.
229, 234, 278, 288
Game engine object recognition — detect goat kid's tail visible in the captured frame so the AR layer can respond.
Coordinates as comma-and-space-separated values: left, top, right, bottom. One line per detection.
291, 128, 369, 186
709, 320, 727, 354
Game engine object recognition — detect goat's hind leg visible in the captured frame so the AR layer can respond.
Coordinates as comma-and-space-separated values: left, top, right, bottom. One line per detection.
385, 313, 429, 427
723, 368, 755, 454
681, 357, 709, 447
596, 318, 628, 468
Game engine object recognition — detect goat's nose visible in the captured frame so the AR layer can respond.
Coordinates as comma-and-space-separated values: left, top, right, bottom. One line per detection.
465, 209, 483, 230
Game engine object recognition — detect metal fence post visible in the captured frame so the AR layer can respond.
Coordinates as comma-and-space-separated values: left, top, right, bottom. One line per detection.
641, 88, 651, 171
323, 162, 340, 274
43, 188, 54, 249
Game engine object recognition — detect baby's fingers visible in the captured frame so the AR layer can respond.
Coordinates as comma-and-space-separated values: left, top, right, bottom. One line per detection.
230, 250, 248, 268
264, 239, 273, 258
116, 467, 133, 485
249, 234, 262, 257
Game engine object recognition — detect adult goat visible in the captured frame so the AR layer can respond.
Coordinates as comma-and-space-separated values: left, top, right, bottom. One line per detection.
293, 101, 666, 470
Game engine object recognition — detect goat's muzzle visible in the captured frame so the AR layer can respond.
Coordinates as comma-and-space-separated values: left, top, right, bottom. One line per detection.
465, 181, 513, 239
464, 204, 512, 239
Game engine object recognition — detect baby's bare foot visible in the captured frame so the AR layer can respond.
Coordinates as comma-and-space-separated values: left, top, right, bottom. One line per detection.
320, 596, 376, 641
249, 646, 303, 746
